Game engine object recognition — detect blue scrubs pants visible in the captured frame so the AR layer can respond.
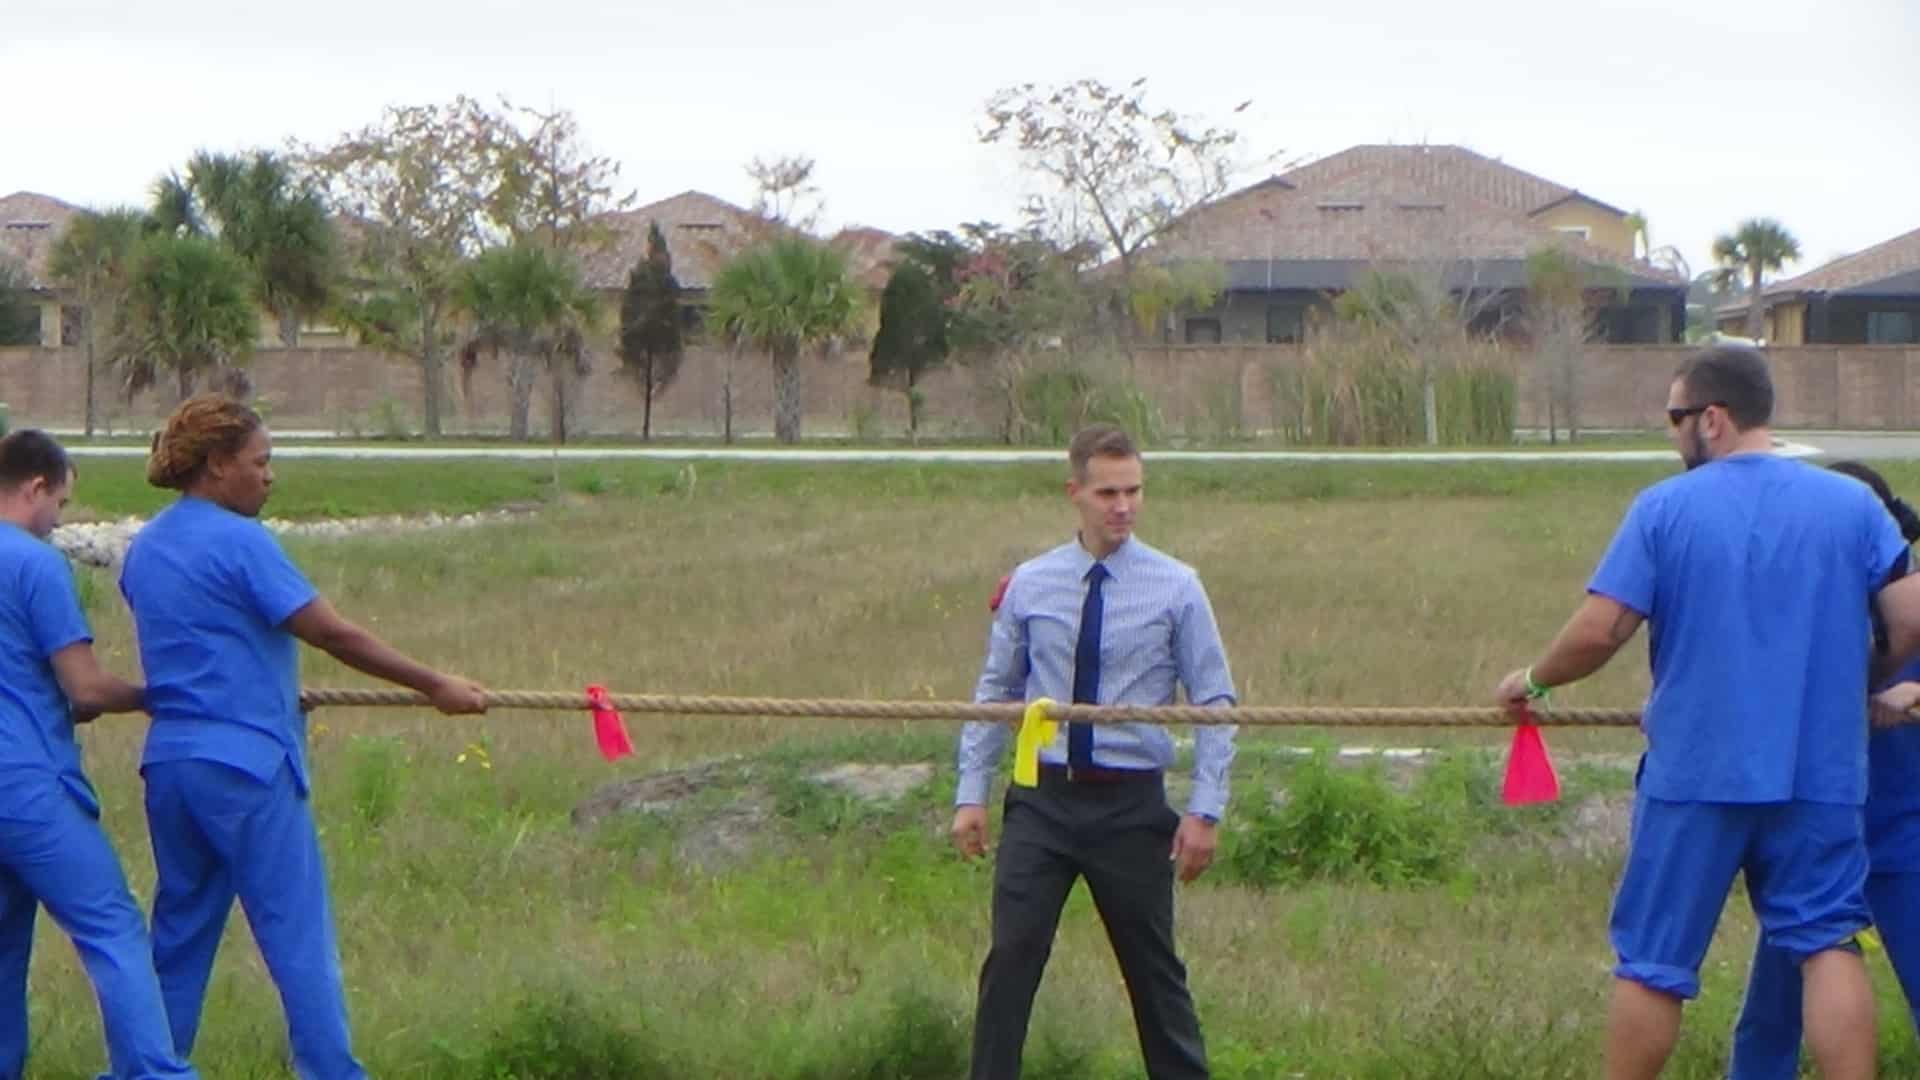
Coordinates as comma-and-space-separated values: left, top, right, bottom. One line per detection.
1729, 871, 1920, 1079
143, 759, 365, 1080
0, 771, 195, 1080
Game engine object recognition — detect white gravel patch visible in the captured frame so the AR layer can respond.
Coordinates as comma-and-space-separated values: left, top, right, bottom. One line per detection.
52, 508, 526, 568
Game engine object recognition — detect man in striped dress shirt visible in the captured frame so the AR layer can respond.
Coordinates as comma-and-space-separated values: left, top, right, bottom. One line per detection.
952, 423, 1238, 1080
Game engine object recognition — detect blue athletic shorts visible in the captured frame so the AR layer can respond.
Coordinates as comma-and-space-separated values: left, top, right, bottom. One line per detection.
1610, 793, 1869, 999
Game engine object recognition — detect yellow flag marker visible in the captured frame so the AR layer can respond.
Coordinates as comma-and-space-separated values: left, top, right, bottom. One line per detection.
1013, 698, 1059, 788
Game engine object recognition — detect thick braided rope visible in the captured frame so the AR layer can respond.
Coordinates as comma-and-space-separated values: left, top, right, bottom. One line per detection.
298, 688, 1641, 727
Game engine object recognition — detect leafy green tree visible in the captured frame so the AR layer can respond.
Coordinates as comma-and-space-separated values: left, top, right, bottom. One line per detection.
708, 236, 861, 444
457, 242, 597, 442
617, 222, 684, 441
868, 261, 948, 439
115, 233, 258, 401
1710, 218, 1801, 340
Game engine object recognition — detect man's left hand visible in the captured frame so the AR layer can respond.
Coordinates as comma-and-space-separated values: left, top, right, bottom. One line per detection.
1171, 814, 1218, 883
1872, 682, 1920, 729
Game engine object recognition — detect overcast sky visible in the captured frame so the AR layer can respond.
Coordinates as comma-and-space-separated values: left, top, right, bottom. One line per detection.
6, 0, 1915, 279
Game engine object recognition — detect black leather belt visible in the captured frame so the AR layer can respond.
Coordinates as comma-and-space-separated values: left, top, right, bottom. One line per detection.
1040, 763, 1163, 786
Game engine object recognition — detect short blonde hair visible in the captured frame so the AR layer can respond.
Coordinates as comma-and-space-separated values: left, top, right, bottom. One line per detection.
1068, 424, 1137, 481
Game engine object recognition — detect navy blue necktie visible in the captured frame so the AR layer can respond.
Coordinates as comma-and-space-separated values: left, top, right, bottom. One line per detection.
1068, 562, 1108, 769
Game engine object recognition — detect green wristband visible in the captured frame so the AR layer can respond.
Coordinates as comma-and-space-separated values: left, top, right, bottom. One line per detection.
1523, 666, 1552, 701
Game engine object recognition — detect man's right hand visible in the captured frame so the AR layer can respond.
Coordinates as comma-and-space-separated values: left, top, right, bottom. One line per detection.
951, 805, 990, 859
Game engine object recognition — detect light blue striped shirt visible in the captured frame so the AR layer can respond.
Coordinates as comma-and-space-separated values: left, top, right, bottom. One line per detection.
956, 535, 1238, 818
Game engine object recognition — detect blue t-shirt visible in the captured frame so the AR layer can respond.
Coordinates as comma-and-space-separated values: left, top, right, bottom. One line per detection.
1868, 657, 1920, 871
1589, 454, 1908, 805
120, 497, 319, 793
0, 524, 99, 815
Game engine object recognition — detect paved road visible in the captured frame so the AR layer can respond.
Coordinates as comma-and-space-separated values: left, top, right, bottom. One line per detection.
1778, 432, 1920, 461
59, 441, 1824, 464
65, 427, 1920, 464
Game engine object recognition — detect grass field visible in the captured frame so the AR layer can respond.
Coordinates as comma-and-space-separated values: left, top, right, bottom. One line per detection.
23, 456, 1920, 1077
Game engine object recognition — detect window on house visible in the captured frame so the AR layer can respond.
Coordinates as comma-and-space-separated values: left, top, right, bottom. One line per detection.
1596, 304, 1661, 344
1266, 304, 1305, 344
1468, 302, 1520, 339
1552, 225, 1592, 241
1184, 317, 1223, 345
1869, 311, 1919, 344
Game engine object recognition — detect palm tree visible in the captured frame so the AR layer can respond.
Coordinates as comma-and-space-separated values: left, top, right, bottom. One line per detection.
49, 208, 150, 434
1621, 210, 1688, 276
707, 236, 861, 443
1624, 210, 1650, 260
1710, 218, 1801, 341
456, 244, 596, 442
153, 151, 335, 346
115, 234, 259, 401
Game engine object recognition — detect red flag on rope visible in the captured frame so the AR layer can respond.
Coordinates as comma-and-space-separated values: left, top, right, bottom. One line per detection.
1502, 705, 1560, 805
586, 684, 634, 761
988, 573, 1012, 612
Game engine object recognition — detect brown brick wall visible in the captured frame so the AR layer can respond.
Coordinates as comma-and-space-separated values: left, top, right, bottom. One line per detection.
3, 343, 1917, 438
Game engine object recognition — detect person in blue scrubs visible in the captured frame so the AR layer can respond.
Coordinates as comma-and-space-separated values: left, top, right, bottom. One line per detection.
119, 395, 488, 1080
1730, 460, 1920, 1078
0, 429, 196, 1080
1493, 346, 1920, 1080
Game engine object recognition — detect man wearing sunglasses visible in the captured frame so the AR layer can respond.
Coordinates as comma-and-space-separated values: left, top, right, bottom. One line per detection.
1494, 344, 1920, 1080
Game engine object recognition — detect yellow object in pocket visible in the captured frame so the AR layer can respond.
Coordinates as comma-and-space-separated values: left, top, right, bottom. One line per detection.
1013, 698, 1059, 788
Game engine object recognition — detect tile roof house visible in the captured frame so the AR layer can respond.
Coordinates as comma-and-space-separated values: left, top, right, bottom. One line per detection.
1714, 225, 1920, 344
580, 190, 770, 296
827, 225, 900, 292
0, 191, 82, 345
1140, 145, 1686, 345
580, 191, 896, 335
0, 190, 367, 349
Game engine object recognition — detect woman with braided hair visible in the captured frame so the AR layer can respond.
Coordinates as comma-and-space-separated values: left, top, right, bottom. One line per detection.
1731, 459, 1920, 1078
119, 394, 487, 1080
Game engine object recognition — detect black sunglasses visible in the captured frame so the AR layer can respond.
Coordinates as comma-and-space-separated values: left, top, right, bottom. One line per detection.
1667, 402, 1726, 427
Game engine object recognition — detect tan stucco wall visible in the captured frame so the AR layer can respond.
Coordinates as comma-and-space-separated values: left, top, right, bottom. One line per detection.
1769, 302, 1808, 345
36, 300, 59, 347
1533, 202, 1634, 258
251, 310, 356, 349
1716, 300, 1807, 345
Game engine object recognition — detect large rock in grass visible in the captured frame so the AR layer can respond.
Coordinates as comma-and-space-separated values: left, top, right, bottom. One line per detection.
572, 760, 938, 874
570, 761, 742, 828
807, 763, 933, 802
